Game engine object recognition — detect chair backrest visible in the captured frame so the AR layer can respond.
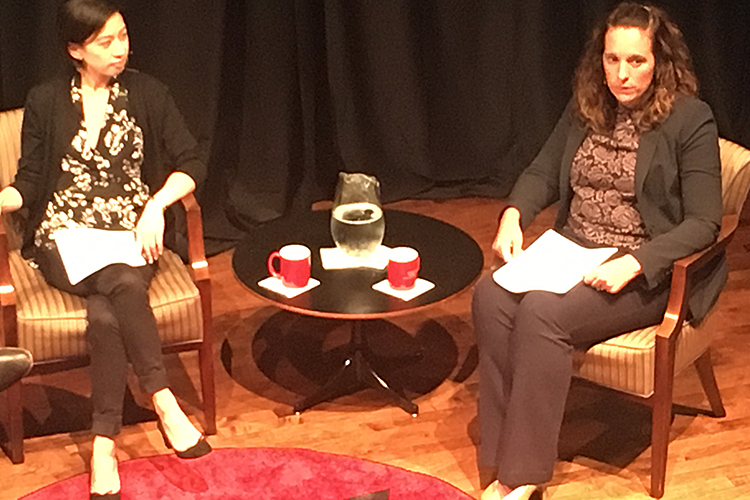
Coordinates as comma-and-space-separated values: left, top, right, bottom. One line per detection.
719, 138, 750, 217
0, 108, 23, 190
0, 108, 25, 250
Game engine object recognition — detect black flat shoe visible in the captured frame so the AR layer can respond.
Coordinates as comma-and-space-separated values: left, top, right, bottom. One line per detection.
157, 420, 212, 459
174, 436, 211, 459
0, 347, 32, 392
530, 489, 545, 500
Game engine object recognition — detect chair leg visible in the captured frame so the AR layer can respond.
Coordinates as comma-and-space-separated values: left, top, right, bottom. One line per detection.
693, 350, 726, 418
199, 340, 216, 435
650, 394, 670, 499
1, 381, 25, 463
650, 336, 676, 499
197, 279, 216, 436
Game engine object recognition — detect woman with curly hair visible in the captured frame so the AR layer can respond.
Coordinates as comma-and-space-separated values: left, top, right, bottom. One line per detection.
472, 3, 723, 499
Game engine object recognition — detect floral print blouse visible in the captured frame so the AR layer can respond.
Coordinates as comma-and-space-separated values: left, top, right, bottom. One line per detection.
564, 106, 648, 250
34, 76, 150, 251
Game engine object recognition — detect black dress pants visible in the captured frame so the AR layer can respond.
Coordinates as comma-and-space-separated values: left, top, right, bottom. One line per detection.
37, 246, 166, 438
471, 273, 670, 487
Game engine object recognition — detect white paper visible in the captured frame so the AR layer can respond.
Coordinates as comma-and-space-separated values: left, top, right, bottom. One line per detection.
320, 245, 390, 270
53, 228, 147, 285
492, 230, 618, 294
257, 276, 320, 298
372, 278, 435, 301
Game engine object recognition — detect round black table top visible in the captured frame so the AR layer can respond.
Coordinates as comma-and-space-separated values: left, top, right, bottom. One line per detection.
231, 209, 484, 319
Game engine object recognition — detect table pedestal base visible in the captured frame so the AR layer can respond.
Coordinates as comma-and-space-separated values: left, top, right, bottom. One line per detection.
293, 321, 419, 416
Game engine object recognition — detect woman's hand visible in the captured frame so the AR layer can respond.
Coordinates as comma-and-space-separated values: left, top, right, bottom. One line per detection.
583, 254, 642, 294
136, 199, 165, 264
135, 172, 196, 264
492, 207, 524, 262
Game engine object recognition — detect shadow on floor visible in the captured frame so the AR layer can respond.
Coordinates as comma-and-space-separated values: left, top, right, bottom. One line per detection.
220, 310, 459, 412
0, 385, 156, 441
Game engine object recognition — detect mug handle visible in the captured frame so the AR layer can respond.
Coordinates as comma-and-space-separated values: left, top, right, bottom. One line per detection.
267, 251, 282, 278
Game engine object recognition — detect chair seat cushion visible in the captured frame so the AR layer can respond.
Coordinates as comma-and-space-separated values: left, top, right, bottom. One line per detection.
10, 249, 203, 361
572, 315, 712, 397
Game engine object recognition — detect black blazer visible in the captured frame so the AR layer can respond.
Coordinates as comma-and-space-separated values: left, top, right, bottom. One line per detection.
12, 69, 206, 261
507, 96, 725, 322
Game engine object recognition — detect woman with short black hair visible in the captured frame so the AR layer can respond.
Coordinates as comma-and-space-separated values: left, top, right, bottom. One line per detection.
0, 1, 211, 497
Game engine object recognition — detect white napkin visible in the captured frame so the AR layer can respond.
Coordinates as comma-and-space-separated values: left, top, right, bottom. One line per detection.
320, 245, 391, 270
257, 277, 320, 298
372, 278, 435, 301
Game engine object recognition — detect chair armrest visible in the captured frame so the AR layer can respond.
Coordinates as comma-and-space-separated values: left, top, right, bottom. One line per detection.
655, 214, 738, 340
0, 214, 17, 347
0, 215, 15, 304
180, 193, 210, 282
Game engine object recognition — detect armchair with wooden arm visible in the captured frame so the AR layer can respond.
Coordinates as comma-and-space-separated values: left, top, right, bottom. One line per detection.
0, 107, 216, 464
572, 138, 750, 498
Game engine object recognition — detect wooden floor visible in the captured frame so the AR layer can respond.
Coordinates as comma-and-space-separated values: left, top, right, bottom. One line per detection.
2, 197, 750, 499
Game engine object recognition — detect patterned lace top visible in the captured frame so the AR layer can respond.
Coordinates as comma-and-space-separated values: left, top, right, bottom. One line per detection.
34, 75, 150, 251
563, 106, 648, 250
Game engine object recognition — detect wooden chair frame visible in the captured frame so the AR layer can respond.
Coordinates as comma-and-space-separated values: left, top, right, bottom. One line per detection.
574, 138, 750, 498
0, 182, 216, 462
621, 214, 731, 498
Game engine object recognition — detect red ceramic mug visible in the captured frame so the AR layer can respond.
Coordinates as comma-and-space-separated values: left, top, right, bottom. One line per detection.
388, 247, 420, 290
267, 244, 311, 288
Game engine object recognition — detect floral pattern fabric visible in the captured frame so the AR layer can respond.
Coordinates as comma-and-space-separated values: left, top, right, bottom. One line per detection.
564, 106, 648, 250
34, 76, 150, 250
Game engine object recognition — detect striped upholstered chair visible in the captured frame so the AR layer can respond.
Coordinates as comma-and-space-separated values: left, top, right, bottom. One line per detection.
572, 138, 750, 498
0, 107, 216, 464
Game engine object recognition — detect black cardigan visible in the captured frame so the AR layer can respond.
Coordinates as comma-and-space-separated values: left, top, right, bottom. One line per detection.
507, 96, 725, 322
12, 69, 206, 261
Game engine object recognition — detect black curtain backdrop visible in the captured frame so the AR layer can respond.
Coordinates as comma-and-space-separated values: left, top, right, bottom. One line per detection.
1, 1, 748, 254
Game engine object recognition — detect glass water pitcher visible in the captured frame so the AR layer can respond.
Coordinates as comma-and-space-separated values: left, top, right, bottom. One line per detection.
330, 172, 385, 258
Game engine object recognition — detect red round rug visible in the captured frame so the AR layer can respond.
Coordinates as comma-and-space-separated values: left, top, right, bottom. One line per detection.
22, 447, 474, 499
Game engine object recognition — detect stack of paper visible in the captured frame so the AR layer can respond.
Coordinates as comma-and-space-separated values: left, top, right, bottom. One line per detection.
492, 230, 617, 294
53, 228, 147, 285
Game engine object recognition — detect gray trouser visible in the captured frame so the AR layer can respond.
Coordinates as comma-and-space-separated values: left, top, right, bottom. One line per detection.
472, 273, 669, 487
38, 246, 166, 438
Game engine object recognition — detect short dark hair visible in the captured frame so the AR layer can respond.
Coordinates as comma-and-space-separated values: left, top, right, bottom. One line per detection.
58, 0, 120, 64
573, 2, 698, 133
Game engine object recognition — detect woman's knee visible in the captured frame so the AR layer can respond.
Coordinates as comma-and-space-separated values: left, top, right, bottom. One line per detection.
472, 275, 509, 312
98, 265, 150, 298
472, 275, 497, 326
472, 274, 517, 345
514, 292, 574, 348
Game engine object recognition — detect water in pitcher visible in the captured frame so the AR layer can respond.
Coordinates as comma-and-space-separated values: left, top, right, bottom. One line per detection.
331, 202, 385, 257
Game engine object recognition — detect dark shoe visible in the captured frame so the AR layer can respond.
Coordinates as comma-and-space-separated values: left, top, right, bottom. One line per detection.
157, 420, 212, 459
90, 493, 120, 499
0, 348, 32, 392
174, 436, 211, 459
530, 488, 545, 500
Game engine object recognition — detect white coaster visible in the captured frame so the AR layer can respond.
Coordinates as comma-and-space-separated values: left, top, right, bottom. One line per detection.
258, 276, 320, 298
372, 278, 435, 301
320, 245, 390, 270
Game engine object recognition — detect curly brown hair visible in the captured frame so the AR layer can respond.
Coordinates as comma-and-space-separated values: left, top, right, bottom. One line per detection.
573, 2, 698, 133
